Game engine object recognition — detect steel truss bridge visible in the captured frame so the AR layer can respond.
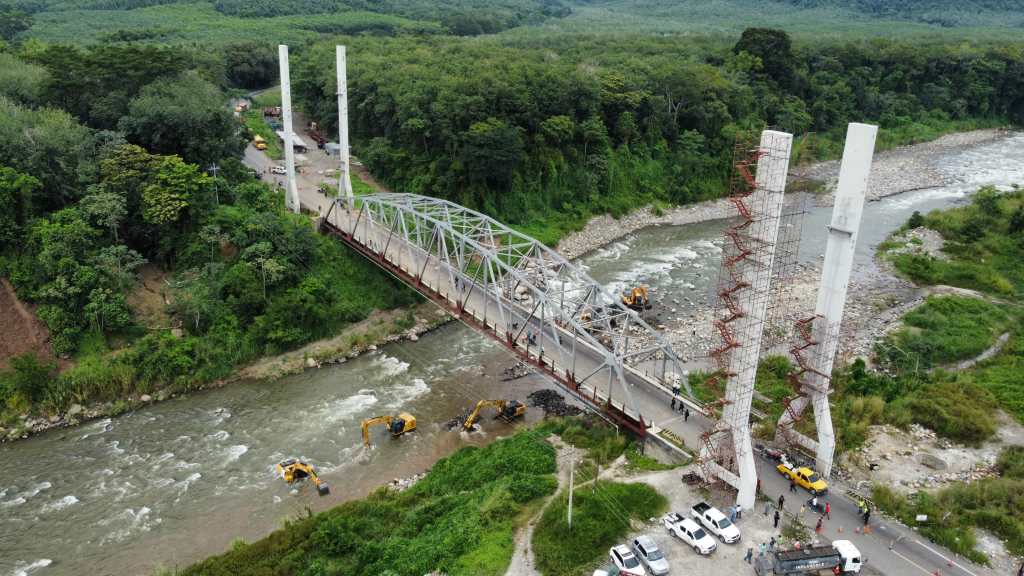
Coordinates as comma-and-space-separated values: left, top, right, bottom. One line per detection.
320, 193, 703, 436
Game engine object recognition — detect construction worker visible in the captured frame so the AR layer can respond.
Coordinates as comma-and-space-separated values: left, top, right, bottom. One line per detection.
825, 501, 831, 520
773, 509, 781, 528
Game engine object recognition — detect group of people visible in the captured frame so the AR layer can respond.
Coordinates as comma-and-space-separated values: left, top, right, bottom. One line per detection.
669, 385, 690, 421
743, 537, 779, 564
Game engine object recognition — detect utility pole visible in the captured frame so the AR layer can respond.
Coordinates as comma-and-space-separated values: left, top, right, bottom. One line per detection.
567, 446, 575, 530
336, 45, 354, 210
278, 44, 301, 214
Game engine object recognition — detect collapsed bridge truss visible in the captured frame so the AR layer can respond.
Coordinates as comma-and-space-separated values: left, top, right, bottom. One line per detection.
320, 193, 702, 433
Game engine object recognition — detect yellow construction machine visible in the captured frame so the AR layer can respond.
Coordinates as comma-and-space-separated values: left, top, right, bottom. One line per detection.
361, 412, 417, 446
621, 285, 652, 311
277, 459, 330, 496
463, 400, 526, 431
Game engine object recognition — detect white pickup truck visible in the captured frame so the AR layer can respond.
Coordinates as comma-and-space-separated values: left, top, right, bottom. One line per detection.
662, 512, 717, 555
690, 502, 741, 544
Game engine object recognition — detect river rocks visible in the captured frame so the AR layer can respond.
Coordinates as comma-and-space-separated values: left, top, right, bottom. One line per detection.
140, 394, 152, 403
305, 357, 317, 368
67, 404, 84, 417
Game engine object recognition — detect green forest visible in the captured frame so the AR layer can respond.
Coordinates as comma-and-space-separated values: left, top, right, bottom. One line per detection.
0, 43, 415, 423
1, 0, 1023, 422
293, 30, 1023, 242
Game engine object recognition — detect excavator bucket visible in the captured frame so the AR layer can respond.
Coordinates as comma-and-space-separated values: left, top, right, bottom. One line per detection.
317, 482, 330, 496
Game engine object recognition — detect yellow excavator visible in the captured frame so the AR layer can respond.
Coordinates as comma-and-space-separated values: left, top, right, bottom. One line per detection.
621, 285, 652, 311
361, 412, 417, 446
463, 400, 526, 431
277, 459, 330, 496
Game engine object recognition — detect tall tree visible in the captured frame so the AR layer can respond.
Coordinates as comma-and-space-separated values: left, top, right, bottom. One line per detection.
119, 72, 243, 167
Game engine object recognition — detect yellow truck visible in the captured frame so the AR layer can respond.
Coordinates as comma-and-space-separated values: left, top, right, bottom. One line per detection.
777, 461, 828, 495
252, 134, 267, 150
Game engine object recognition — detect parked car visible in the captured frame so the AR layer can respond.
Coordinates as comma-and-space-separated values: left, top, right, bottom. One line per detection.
271, 165, 287, 175
631, 535, 669, 575
691, 502, 741, 543
777, 459, 828, 495
662, 512, 717, 555
609, 544, 647, 575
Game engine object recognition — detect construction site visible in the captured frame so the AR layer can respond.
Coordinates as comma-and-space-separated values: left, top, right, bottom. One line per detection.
5, 31, 1024, 576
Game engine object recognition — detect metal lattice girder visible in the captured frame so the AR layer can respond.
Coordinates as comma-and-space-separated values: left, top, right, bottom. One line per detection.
322, 193, 699, 419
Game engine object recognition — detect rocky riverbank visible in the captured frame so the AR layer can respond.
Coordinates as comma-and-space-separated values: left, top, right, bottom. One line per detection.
0, 302, 451, 443
556, 128, 1009, 261
797, 128, 1009, 205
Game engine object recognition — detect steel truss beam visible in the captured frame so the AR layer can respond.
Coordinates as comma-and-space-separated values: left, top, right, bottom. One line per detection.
321, 193, 698, 421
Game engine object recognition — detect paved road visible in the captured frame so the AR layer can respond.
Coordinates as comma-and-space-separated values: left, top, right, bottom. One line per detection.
241, 112, 343, 216
323, 200, 999, 576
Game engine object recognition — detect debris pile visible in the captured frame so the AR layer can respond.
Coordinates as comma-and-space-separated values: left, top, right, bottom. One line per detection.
445, 408, 475, 430
527, 389, 582, 417
501, 362, 534, 381
388, 471, 428, 492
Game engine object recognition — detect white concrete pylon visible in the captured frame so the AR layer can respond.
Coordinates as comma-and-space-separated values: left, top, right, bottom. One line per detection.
278, 44, 301, 214
336, 45, 354, 209
778, 122, 877, 478
703, 130, 792, 511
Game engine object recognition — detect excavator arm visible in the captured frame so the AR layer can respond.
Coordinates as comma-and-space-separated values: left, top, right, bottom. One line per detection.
362, 416, 394, 446
463, 400, 504, 430
463, 400, 526, 430
278, 459, 330, 496
362, 413, 416, 446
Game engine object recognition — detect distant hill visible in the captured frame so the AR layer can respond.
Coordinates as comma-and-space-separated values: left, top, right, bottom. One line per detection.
7, 0, 571, 35
781, 0, 1024, 27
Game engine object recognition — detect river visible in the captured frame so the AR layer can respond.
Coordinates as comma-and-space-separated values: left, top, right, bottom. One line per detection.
2, 133, 1023, 576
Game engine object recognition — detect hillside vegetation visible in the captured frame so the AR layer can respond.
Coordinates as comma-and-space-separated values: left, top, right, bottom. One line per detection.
177, 428, 559, 576
0, 45, 415, 427
293, 30, 1021, 243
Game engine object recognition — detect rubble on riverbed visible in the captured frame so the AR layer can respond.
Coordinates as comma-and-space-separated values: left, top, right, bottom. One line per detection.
526, 389, 582, 417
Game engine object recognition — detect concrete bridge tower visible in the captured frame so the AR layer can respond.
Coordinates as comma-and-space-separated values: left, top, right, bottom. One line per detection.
776, 123, 877, 478
336, 45, 354, 209
701, 130, 793, 511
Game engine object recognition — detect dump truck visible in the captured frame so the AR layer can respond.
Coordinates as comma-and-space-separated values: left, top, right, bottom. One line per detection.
361, 413, 417, 446
753, 540, 864, 575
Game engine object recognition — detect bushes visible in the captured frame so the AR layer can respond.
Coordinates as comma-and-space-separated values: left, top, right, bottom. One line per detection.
0, 353, 57, 411
887, 187, 1024, 299
532, 481, 667, 576
877, 295, 1009, 370
873, 474, 1024, 566
887, 379, 998, 445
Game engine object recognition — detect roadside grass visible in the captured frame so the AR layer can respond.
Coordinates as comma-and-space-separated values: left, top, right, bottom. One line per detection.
872, 446, 1024, 567
532, 480, 668, 576
179, 428, 558, 576
241, 111, 283, 160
